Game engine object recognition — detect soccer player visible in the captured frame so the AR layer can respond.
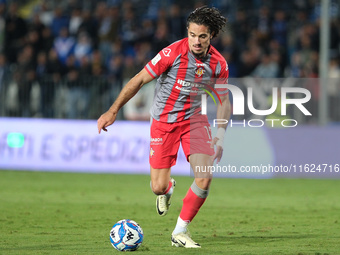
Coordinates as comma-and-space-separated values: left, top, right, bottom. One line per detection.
97, 6, 231, 248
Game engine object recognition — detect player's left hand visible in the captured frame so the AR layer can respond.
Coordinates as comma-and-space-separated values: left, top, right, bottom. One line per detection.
211, 137, 223, 164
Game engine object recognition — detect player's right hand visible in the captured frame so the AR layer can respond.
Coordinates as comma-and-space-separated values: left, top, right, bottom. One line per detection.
97, 111, 117, 134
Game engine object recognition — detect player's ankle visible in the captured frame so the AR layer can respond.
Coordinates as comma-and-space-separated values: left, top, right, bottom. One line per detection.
172, 217, 190, 235
172, 227, 187, 235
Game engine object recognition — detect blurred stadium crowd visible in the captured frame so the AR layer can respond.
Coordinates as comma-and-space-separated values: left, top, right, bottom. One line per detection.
0, 0, 339, 122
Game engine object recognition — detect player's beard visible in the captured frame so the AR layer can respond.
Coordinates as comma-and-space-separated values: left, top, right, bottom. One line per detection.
191, 44, 210, 59
191, 50, 205, 59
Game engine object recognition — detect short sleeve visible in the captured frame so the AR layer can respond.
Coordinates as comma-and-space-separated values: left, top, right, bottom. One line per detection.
144, 47, 174, 78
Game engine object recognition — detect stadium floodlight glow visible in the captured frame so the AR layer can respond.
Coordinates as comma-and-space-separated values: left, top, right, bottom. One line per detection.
7, 132, 25, 148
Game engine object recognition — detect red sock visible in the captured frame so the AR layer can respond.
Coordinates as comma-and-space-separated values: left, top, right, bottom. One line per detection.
179, 187, 206, 222
164, 180, 173, 195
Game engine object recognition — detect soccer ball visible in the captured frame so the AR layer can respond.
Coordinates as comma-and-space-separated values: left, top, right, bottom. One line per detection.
110, 219, 144, 251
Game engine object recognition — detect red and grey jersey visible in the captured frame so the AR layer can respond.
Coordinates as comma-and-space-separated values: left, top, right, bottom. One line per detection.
145, 38, 229, 123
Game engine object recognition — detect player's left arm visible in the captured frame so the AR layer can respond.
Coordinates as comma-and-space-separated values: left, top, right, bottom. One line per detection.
211, 59, 231, 163
211, 93, 231, 163
97, 68, 154, 133
216, 94, 231, 129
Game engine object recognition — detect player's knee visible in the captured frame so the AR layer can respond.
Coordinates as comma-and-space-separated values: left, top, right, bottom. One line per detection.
195, 178, 212, 190
151, 181, 168, 195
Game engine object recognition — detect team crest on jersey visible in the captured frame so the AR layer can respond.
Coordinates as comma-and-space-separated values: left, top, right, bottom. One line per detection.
150, 147, 154, 157
162, 48, 171, 57
195, 67, 205, 77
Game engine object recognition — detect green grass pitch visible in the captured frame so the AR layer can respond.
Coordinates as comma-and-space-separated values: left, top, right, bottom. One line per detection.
0, 170, 339, 254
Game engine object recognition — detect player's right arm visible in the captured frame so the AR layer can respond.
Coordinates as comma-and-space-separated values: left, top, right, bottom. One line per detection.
97, 68, 154, 133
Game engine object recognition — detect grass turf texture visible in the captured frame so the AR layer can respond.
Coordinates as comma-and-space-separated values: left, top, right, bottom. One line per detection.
0, 170, 339, 255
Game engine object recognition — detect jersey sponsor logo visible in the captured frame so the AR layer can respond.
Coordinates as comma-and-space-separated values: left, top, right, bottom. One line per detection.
162, 48, 171, 57
176, 79, 214, 94
177, 79, 214, 88
195, 67, 205, 77
175, 85, 191, 92
151, 53, 161, 65
177, 79, 192, 87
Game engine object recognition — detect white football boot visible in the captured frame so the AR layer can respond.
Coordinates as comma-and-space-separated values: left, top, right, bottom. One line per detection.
171, 230, 201, 248
156, 178, 176, 216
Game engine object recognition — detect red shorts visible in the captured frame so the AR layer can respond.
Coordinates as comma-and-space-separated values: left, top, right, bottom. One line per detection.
149, 115, 215, 169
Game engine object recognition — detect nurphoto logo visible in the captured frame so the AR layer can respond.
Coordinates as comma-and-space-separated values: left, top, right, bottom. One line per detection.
201, 84, 312, 128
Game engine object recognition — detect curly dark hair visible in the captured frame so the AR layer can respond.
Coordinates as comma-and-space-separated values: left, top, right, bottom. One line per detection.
186, 6, 227, 38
